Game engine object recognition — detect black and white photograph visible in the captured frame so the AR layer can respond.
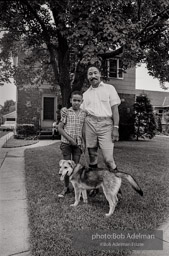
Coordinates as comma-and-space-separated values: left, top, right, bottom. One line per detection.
0, 1, 169, 256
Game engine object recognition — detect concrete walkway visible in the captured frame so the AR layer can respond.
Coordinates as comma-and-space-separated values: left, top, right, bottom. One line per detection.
0, 133, 58, 256
0, 133, 169, 256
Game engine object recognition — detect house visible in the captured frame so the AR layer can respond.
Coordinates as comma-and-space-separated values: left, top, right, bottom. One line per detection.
13, 51, 60, 138
14, 54, 136, 139
104, 59, 136, 128
0, 111, 16, 131
2, 110, 16, 122
136, 89, 169, 133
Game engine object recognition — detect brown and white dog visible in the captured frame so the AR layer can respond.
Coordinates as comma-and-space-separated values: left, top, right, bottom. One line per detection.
59, 160, 143, 217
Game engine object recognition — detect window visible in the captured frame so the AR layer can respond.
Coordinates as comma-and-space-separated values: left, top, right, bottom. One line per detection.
107, 59, 123, 79
6, 118, 15, 121
43, 97, 54, 120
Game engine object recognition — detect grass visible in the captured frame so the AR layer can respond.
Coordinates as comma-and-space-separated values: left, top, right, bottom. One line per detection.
24, 136, 169, 256
2, 136, 39, 148
0, 131, 10, 138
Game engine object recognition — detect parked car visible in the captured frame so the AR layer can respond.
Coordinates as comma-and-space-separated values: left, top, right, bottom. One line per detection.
0, 121, 16, 131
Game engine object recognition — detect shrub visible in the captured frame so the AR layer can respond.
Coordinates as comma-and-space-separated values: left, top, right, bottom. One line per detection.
16, 124, 36, 138
133, 94, 156, 140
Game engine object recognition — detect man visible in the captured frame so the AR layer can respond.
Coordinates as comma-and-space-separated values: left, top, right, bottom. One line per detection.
81, 65, 121, 173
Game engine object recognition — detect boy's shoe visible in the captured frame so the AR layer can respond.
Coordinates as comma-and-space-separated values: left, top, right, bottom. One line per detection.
58, 187, 70, 198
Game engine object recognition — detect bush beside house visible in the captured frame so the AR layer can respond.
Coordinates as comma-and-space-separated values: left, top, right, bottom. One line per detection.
133, 94, 156, 140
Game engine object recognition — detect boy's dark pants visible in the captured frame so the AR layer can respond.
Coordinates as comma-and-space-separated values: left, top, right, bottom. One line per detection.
60, 143, 82, 192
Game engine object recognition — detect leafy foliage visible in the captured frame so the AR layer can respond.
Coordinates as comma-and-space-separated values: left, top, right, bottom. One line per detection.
0, 100, 15, 115
133, 94, 156, 140
16, 124, 36, 138
0, 0, 169, 105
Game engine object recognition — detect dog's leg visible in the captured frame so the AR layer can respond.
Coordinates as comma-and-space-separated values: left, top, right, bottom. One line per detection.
82, 189, 88, 204
70, 185, 81, 207
106, 195, 117, 217
102, 186, 117, 217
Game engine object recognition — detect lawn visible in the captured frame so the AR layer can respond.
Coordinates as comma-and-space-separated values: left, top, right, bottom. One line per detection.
2, 136, 39, 148
24, 136, 169, 256
0, 131, 10, 138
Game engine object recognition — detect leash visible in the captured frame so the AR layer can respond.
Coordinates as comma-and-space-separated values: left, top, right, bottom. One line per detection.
74, 136, 89, 168
66, 134, 89, 167
81, 147, 89, 168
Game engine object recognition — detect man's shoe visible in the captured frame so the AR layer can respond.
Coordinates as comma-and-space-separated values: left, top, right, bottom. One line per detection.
58, 188, 70, 198
88, 188, 99, 197
109, 167, 118, 173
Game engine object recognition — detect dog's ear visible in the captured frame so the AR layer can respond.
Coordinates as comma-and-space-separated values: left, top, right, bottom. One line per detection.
59, 160, 65, 166
67, 160, 76, 169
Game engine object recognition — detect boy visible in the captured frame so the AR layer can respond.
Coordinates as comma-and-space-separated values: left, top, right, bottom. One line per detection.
58, 91, 86, 197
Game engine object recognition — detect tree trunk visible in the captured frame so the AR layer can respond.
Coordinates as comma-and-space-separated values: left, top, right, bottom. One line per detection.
72, 62, 87, 92
57, 33, 71, 107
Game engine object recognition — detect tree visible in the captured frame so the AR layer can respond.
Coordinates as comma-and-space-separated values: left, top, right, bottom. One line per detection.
0, 100, 16, 115
133, 94, 156, 140
0, 0, 169, 106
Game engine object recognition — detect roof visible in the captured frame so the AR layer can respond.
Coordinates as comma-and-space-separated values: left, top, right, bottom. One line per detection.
136, 89, 169, 107
3, 111, 16, 118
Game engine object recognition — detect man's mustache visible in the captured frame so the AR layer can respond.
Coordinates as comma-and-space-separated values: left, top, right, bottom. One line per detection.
90, 77, 97, 81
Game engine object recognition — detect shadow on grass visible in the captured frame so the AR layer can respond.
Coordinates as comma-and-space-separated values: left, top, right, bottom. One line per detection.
25, 137, 169, 256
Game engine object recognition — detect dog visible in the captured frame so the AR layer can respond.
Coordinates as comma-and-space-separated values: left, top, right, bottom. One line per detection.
59, 160, 143, 217
59, 159, 88, 201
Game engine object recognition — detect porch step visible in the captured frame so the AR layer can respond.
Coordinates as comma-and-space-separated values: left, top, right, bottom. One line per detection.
37, 129, 61, 140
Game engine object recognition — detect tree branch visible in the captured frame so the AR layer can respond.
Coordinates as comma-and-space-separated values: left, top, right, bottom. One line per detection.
20, 0, 59, 83
20, 0, 51, 42
135, 5, 169, 40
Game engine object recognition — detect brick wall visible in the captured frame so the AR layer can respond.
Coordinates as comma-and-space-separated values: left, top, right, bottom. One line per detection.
17, 87, 42, 129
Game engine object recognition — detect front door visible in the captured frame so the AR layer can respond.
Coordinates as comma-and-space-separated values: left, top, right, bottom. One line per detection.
41, 95, 57, 128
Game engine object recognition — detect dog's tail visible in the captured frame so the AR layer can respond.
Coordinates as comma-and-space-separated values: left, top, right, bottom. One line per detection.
115, 172, 143, 196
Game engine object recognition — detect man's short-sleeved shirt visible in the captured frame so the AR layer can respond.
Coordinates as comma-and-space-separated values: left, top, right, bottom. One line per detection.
60, 107, 86, 145
81, 81, 121, 117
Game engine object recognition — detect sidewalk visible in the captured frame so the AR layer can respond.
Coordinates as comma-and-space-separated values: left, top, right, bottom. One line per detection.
0, 133, 58, 256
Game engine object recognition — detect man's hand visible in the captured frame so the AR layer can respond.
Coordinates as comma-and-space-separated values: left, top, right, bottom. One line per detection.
112, 127, 119, 142
61, 107, 68, 117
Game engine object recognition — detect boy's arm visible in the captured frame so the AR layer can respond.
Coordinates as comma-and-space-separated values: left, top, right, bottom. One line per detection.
82, 123, 86, 142
58, 122, 77, 146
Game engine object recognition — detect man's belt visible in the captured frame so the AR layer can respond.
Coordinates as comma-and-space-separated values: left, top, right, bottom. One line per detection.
86, 113, 111, 121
